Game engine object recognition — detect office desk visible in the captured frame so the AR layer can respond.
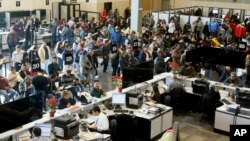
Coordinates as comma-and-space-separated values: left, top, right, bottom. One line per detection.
99, 104, 172, 141
214, 105, 250, 134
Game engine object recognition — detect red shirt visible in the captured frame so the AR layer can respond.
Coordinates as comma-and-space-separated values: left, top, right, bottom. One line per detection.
235, 24, 246, 38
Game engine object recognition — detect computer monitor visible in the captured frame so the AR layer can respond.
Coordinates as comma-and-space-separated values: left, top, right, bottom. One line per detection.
112, 94, 126, 109
34, 124, 52, 137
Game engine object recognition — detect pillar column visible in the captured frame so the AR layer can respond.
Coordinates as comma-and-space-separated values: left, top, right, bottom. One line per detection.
130, 0, 143, 34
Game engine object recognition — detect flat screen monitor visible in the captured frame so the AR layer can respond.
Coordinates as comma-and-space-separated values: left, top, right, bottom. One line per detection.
34, 124, 51, 137
112, 94, 126, 105
0, 94, 43, 133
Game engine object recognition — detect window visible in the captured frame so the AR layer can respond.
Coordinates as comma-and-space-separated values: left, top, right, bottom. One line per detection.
16, 1, 20, 7
46, 0, 49, 5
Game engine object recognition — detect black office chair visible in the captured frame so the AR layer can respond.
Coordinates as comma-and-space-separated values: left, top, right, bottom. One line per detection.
109, 119, 118, 141
199, 93, 223, 122
169, 87, 186, 110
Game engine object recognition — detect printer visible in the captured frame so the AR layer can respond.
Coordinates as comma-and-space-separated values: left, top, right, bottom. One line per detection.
126, 91, 143, 109
54, 115, 79, 140
78, 92, 93, 104
192, 79, 210, 95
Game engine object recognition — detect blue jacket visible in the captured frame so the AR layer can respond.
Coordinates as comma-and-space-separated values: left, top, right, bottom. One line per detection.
208, 22, 219, 33
111, 31, 123, 44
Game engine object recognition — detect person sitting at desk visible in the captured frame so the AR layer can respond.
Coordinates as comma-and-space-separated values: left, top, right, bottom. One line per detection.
223, 72, 243, 87
28, 127, 50, 141
179, 62, 196, 78
200, 84, 223, 120
167, 73, 185, 92
58, 90, 76, 109
86, 106, 109, 132
90, 82, 106, 98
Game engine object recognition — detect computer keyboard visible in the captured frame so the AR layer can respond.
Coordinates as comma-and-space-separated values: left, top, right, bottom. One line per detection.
221, 99, 232, 105
113, 109, 129, 113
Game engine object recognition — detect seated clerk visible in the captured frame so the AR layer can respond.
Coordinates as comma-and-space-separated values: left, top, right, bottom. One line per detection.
200, 84, 222, 118
90, 82, 106, 98
179, 62, 196, 78
167, 73, 185, 93
28, 127, 50, 141
223, 72, 243, 87
58, 90, 76, 110
86, 106, 109, 133
207, 84, 221, 103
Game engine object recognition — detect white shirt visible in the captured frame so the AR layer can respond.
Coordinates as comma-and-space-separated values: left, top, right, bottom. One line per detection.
12, 50, 24, 63
28, 137, 50, 141
90, 112, 109, 131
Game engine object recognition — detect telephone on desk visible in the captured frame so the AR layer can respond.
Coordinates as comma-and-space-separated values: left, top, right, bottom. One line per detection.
78, 92, 93, 104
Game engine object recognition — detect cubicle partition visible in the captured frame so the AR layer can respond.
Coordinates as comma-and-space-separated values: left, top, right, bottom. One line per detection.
153, 6, 250, 27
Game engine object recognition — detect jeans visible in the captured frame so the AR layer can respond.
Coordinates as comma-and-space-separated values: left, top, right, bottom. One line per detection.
112, 63, 118, 76
41, 59, 50, 74
0, 88, 17, 103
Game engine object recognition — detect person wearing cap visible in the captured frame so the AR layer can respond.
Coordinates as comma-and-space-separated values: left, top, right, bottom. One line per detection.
111, 26, 123, 44
12, 45, 24, 71
48, 57, 61, 75
223, 72, 243, 87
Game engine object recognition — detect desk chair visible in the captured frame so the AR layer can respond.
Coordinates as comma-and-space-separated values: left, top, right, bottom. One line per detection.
169, 87, 186, 111
199, 93, 223, 122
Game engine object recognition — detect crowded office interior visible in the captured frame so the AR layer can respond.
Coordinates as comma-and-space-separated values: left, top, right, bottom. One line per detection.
1, 0, 250, 141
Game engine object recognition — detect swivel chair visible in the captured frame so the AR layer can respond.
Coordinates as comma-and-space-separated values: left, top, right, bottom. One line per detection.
169, 87, 186, 110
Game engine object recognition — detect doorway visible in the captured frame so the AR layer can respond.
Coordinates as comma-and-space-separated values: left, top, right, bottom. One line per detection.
104, 2, 112, 13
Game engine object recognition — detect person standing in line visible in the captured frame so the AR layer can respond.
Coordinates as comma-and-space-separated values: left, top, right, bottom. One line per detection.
38, 41, 51, 73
